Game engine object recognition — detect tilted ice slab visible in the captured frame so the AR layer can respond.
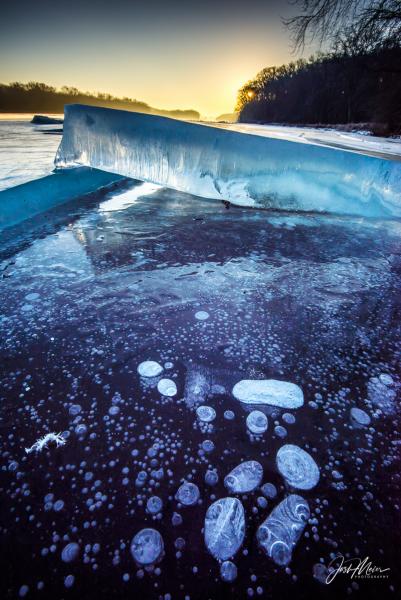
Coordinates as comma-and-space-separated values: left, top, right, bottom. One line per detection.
232, 379, 304, 409
56, 104, 401, 218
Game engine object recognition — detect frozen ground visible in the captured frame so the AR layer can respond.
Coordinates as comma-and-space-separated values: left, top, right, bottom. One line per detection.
1, 178, 401, 599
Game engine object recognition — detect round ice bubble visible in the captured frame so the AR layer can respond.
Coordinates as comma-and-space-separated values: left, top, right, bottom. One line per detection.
195, 311, 209, 320
220, 560, 238, 582
130, 528, 164, 565
61, 542, 80, 563
175, 482, 200, 506
246, 410, 268, 434
147, 496, 163, 514
196, 405, 216, 423
157, 378, 177, 397
137, 361, 163, 377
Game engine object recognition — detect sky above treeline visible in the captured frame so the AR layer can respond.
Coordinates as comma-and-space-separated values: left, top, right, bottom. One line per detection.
1, 0, 312, 117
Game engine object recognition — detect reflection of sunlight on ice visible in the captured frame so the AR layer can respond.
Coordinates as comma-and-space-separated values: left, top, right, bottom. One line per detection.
99, 182, 161, 212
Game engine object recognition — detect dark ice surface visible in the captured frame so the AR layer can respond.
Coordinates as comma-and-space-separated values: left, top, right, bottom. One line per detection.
1, 179, 400, 599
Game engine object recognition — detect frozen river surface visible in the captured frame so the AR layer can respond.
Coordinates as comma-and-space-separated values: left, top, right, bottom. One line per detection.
0, 121, 400, 599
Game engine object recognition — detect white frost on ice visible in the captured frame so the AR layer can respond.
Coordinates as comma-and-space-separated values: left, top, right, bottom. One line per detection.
25, 432, 66, 454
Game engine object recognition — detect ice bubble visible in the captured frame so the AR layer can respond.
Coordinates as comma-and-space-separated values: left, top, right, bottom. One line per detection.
147, 496, 163, 514
224, 410, 235, 420
274, 425, 287, 438
201, 440, 215, 453
172, 512, 183, 526
130, 528, 164, 566
69, 404, 82, 416
232, 379, 304, 409
157, 378, 177, 397
25, 293, 40, 301
246, 411, 268, 434
220, 560, 238, 582
224, 461, 263, 494
175, 481, 200, 506
204, 497, 245, 561
195, 311, 209, 320
276, 445, 320, 490
64, 575, 75, 588
61, 542, 80, 563
137, 361, 163, 378
196, 405, 216, 423
379, 373, 394, 386
257, 494, 310, 566
350, 407, 371, 426
261, 483, 277, 499
205, 469, 219, 486
282, 413, 296, 425
313, 563, 329, 584
54, 499, 65, 512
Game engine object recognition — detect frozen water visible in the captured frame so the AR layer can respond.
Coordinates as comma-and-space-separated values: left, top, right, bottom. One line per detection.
204, 497, 245, 561
55, 105, 401, 218
137, 360, 163, 378
276, 444, 320, 490
246, 410, 268, 434
257, 494, 310, 566
224, 461, 263, 493
232, 379, 304, 409
130, 528, 164, 566
2, 166, 401, 598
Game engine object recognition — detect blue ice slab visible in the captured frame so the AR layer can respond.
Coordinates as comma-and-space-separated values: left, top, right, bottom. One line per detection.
0, 167, 124, 230
56, 104, 401, 218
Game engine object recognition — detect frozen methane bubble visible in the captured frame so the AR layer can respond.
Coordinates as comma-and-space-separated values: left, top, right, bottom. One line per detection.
157, 378, 177, 397
350, 407, 371, 426
261, 483, 277, 499
204, 497, 245, 561
256, 494, 310, 566
61, 542, 80, 563
147, 496, 163, 514
175, 481, 200, 506
196, 405, 216, 423
224, 461, 263, 493
246, 410, 268, 434
137, 361, 163, 377
276, 444, 320, 490
232, 379, 304, 409
220, 561, 238, 582
130, 528, 164, 566
195, 311, 210, 320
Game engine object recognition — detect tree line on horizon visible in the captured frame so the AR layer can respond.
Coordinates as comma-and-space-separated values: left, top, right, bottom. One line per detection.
237, 0, 401, 134
0, 82, 200, 121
